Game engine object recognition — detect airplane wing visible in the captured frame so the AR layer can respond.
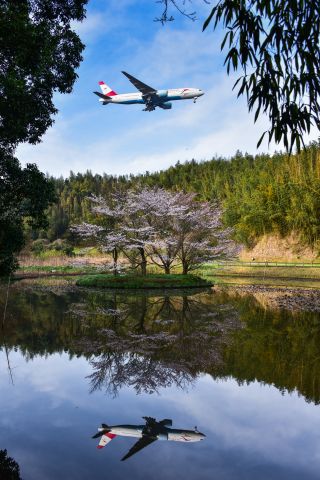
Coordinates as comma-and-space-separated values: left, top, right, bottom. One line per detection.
158, 103, 171, 110
121, 436, 157, 461
122, 71, 157, 96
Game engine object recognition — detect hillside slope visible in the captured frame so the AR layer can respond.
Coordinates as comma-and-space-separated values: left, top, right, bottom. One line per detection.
240, 233, 319, 262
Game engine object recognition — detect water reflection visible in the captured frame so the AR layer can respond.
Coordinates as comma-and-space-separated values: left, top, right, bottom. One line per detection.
72, 292, 240, 395
1, 285, 320, 403
0, 449, 22, 479
1, 326, 14, 385
2, 285, 320, 478
93, 416, 206, 461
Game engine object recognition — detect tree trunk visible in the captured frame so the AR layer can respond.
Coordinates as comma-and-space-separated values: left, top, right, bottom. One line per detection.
180, 246, 188, 275
137, 296, 147, 333
164, 265, 171, 274
138, 247, 147, 276
181, 295, 189, 326
112, 247, 118, 276
182, 262, 189, 275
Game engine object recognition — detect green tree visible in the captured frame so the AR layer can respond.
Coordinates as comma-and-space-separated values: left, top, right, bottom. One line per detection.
0, 0, 87, 275
0, 153, 56, 274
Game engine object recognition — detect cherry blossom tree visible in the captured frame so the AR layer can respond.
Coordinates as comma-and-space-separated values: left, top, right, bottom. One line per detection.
70, 221, 127, 275
127, 188, 184, 274
99, 190, 156, 275
172, 201, 239, 273
130, 188, 239, 274
72, 192, 155, 276
71, 188, 239, 276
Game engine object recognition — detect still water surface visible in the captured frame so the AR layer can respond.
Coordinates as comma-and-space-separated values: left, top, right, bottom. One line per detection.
1, 284, 320, 479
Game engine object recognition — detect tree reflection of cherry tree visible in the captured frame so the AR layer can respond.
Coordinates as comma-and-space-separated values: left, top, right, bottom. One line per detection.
89, 351, 193, 396
71, 292, 241, 396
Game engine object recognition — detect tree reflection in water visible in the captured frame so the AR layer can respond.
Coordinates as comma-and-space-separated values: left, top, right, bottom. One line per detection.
70, 291, 241, 396
3, 284, 320, 403
0, 449, 22, 480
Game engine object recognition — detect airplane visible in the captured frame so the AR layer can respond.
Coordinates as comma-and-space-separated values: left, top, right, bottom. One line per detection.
92, 416, 206, 461
93, 71, 205, 111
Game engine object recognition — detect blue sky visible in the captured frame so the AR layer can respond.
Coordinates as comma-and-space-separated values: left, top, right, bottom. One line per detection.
17, 0, 302, 177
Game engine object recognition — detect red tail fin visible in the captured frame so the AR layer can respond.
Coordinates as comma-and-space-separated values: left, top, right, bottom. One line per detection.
97, 433, 117, 449
99, 81, 117, 97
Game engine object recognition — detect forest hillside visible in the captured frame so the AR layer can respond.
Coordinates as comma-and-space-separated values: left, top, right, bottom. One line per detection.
33, 142, 320, 256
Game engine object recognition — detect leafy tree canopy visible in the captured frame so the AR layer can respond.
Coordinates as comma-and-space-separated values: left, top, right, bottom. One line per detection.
158, 0, 320, 152
0, 0, 87, 151
0, 152, 56, 275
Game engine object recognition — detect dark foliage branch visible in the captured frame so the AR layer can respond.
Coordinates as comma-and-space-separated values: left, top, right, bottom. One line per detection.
203, 0, 320, 152
154, 0, 198, 23
0, 0, 88, 151
158, 1, 320, 152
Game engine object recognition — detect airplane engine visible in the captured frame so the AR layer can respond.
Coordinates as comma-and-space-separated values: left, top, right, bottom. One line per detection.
160, 102, 172, 110
157, 433, 168, 441
157, 89, 168, 98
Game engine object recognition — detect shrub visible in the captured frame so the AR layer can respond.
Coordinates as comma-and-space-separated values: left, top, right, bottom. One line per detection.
49, 239, 74, 256
30, 239, 50, 255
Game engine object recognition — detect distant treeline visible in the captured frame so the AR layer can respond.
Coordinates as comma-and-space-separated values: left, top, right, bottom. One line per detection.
34, 141, 320, 247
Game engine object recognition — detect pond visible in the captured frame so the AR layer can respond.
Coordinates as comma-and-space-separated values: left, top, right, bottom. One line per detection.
1, 282, 320, 479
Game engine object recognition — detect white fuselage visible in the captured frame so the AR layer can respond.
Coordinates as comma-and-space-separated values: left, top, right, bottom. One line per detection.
98, 424, 205, 442
99, 88, 204, 105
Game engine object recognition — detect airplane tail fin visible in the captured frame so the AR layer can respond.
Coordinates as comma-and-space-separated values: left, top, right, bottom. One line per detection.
99, 81, 117, 97
97, 433, 117, 450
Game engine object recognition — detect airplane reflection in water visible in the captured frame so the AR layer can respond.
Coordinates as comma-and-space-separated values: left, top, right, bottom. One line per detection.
92, 416, 206, 461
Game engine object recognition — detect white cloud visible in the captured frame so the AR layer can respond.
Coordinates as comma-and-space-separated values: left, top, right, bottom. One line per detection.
124, 28, 219, 85
71, 12, 106, 45
71, 0, 137, 44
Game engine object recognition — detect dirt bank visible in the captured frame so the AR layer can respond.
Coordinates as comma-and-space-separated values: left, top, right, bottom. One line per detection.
240, 232, 319, 262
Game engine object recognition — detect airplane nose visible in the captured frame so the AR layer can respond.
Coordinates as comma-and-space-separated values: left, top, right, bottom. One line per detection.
200, 90, 204, 96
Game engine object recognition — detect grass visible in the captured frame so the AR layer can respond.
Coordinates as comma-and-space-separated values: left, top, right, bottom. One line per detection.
14, 265, 106, 280
76, 274, 213, 289
208, 275, 320, 289
198, 262, 320, 279
194, 261, 320, 289
16, 251, 117, 277
72, 246, 102, 256
18, 265, 101, 274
